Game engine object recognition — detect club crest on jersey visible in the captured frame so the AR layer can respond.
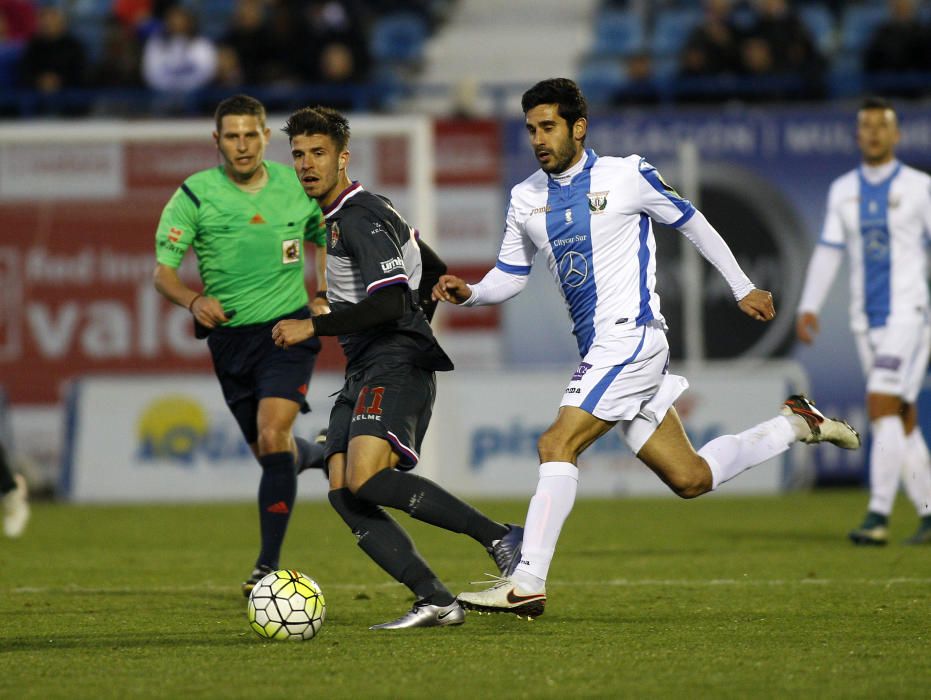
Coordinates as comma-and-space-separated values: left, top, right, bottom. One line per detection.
329, 221, 340, 247
587, 191, 608, 213
565, 209, 573, 224
281, 239, 300, 264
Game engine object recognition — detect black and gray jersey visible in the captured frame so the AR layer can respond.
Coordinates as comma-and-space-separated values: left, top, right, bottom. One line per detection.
322, 182, 453, 371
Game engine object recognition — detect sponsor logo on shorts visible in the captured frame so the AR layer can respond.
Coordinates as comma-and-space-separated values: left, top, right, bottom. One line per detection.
565, 387, 581, 394
571, 362, 592, 381
531, 205, 551, 215
874, 355, 901, 371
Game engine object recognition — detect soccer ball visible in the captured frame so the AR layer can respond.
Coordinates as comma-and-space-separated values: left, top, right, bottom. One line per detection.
247, 569, 326, 641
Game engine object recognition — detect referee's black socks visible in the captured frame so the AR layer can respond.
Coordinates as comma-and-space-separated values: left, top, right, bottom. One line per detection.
256, 451, 297, 569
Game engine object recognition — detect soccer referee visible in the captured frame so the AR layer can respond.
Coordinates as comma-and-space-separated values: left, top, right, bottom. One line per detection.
153, 95, 328, 596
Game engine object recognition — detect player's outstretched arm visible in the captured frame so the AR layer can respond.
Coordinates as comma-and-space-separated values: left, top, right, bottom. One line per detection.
738, 289, 775, 322
272, 319, 315, 348
796, 312, 819, 344
432, 274, 472, 305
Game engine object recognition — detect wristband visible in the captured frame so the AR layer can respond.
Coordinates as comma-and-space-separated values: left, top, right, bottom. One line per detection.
315, 290, 328, 299
188, 294, 202, 312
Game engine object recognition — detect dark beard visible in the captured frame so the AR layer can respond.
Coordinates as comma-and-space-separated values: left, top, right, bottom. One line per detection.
541, 140, 580, 174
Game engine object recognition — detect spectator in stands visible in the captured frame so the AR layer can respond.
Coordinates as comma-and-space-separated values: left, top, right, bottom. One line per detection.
0, 0, 35, 41
213, 44, 245, 88
678, 0, 742, 79
863, 0, 930, 97
738, 0, 824, 100
113, 0, 173, 39
19, 5, 86, 102
142, 4, 217, 94
222, 0, 280, 85
293, 1, 370, 84
612, 51, 662, 106
89, 15, 142, 90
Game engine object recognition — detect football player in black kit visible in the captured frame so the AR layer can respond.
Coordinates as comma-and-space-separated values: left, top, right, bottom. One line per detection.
273, 106, 523, 630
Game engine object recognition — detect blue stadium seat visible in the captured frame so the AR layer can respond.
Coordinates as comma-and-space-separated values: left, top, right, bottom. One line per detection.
592, 10, 645, 58
651, 8, 702, 57
839, 5, 888, 53
577, 55, 627, 104
0, 42, 24, 91
799, 4, 836, 55
371, 12, 429, 64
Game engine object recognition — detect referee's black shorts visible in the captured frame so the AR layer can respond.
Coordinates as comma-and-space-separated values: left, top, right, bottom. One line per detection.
207, 306, 321, 444
325, 358, 435, 470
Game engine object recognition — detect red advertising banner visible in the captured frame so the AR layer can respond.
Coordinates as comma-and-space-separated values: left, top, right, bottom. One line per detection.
0, 119, 503, 407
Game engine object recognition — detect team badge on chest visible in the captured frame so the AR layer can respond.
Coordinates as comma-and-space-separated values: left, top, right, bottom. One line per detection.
587, 191, 608, 213
282, 238, 300, 264
329, 221, 341, 248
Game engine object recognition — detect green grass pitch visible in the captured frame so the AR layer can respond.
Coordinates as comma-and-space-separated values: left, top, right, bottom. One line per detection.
1, 490, 929, 698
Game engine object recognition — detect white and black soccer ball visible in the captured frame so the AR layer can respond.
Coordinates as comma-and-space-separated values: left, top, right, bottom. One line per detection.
247, 569, 326, 641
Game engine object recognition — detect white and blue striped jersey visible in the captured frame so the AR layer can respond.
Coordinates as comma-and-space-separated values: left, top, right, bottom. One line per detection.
807, 161, 931, 332
492, 149, 750, 357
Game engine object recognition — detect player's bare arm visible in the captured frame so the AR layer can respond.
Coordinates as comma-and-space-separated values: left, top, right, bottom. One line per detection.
272, 318, 315, 348
738, 288, 775, 322
153, 263, 231, 328
795, 312, 819, 344
431, 274, 472, 304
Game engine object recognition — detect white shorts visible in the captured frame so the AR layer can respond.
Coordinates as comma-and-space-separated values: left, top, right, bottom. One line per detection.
560, 324, 689, 454
854, 321, 931, 403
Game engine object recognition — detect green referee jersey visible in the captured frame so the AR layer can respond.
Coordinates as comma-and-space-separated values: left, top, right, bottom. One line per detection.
155, 161, 326, 326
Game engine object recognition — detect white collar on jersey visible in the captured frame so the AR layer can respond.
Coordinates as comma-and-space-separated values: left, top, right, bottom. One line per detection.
860, 159, 900, 185
549, 150, 589, 186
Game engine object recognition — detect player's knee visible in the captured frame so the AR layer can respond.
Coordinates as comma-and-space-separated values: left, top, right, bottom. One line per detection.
668, 469, 712, 499
537, 429, 576, 463
257, 426, 290, 454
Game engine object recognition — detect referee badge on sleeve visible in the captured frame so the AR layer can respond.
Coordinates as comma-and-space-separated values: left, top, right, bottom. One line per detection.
282, 239, 300, 264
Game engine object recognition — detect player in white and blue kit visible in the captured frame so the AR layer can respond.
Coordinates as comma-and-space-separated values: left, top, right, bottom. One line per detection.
797, 97, 931, 546
434, 79, 861, 618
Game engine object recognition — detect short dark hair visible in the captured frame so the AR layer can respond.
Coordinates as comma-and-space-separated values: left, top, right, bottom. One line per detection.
214, 94, 266, 132
521, 78, 588, 128
282, 106, 351, 152
860, 96, 895, 113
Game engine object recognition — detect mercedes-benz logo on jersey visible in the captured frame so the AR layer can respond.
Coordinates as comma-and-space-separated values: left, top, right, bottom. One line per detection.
863, 227, 890, 260
559, 251, 588, 288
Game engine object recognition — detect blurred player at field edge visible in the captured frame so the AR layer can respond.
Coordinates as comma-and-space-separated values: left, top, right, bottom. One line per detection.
1, 441, 29, 538
273, 106, 523, 630
797, 96, 931, 546
152, 95, 328, 596
435, 78, 861, 619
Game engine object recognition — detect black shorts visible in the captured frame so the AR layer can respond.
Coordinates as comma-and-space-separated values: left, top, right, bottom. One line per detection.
326, 360, 436, 470
207, 306, 321, 444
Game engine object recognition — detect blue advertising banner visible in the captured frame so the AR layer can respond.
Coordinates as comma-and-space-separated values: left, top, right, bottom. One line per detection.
501, 105, 931, 485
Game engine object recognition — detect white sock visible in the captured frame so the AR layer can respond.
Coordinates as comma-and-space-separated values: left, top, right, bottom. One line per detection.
903, 430, 931, 517
867, 416, 907, 516
699, 416, 796, 490
511, 462, 578, 592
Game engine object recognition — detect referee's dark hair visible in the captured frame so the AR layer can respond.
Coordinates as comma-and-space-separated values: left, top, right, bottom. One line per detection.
282, 107, 351, 152
521, 78, 588, 132
859, 96, 895, 114
214, 94, 266, 132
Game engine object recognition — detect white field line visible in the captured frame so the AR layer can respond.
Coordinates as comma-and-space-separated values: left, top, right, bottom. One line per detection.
8, 577, 931, 595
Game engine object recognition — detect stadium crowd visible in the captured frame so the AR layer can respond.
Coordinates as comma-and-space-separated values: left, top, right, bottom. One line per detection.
2, 0, 931, 115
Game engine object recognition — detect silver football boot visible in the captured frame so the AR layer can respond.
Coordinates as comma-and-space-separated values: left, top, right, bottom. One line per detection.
369, 600, 465, 630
